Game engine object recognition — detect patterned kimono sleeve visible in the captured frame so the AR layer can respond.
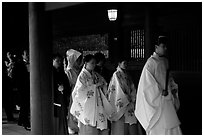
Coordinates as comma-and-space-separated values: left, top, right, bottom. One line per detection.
71, 70, 97, 125
76, 72, 96, 101
107, 73, 117, 106
108, 72, 129, 121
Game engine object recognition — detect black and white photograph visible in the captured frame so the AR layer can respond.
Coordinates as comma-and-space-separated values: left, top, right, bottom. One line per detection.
1, 1, 202, 135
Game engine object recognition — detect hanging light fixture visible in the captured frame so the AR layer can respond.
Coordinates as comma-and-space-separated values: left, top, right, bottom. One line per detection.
107, 9, 117, 21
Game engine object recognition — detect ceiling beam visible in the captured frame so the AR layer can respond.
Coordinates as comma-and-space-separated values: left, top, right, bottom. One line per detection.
45, 2, 84, 11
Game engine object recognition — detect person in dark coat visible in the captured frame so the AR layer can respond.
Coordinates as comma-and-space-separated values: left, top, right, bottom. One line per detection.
15, 50, 30, 130
3, 51, 16, 122
53, 54, 71, 135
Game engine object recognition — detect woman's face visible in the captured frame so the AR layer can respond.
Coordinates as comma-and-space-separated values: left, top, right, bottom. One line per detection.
85, 58, 96, 71
119, 60, 128, 70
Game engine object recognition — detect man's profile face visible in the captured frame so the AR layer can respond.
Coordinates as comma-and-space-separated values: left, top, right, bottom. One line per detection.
156, 43, 167, 56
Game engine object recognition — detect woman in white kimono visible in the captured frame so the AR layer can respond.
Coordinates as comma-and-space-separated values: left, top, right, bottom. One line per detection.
64, 49, 82, 134
70, 54, 114, 135
64, 49, 82, 90
135, 36, 182, 135
108, 58, 138, 135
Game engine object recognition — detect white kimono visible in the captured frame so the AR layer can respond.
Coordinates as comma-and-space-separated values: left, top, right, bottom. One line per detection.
65, 49, 82, 134
70, 67, 114, 131
108, 66, 137, 125
65, 49, 81, 89
135, 52, 182, 135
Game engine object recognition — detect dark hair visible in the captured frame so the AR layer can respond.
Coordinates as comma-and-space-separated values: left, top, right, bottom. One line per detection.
117, 56, 128, 64
83, 54, 95, 63
158, 36, 167, 45
94, 52, 105, 64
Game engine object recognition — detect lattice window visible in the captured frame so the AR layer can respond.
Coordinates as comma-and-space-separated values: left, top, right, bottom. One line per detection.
130, 29, 145, 61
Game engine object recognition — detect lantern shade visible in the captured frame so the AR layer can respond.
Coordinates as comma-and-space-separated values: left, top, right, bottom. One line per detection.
108, 9, 117, 21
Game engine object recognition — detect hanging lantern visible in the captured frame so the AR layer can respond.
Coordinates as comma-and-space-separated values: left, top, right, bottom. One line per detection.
107, 9, 117, 21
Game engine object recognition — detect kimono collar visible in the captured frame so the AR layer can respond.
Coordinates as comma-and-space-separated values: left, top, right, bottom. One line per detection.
82, 65, 94, 77
152, 52, 166, 59
116, 66, 126, 74
152, 52, 169, 68
152, 52, 159, 58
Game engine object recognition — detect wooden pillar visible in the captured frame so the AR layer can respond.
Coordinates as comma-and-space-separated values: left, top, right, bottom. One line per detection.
29, 2, 54, 134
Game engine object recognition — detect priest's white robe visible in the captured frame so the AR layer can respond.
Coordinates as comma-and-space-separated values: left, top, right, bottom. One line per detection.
135, 52, 182, 135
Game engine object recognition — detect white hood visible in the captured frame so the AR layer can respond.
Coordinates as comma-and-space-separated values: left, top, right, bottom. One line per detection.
66, 49, 81, 69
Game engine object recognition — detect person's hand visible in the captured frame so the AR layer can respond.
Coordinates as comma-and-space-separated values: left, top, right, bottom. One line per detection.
109, 112, 116, 121
162, 90, 168, 96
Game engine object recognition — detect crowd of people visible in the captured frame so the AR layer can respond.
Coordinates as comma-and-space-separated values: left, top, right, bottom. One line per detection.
3, 36, 182, 135
3, 50, 31, 131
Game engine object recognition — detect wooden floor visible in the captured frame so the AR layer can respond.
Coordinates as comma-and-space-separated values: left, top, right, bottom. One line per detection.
2, 108, 31, 135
